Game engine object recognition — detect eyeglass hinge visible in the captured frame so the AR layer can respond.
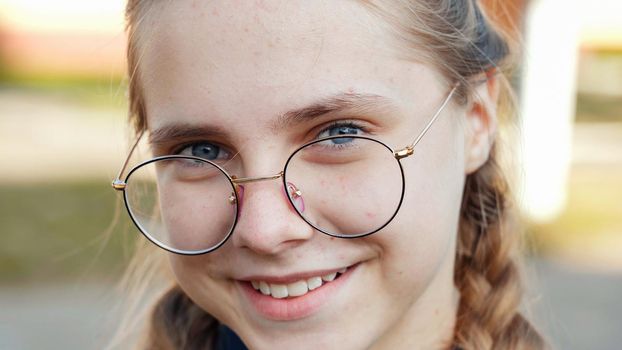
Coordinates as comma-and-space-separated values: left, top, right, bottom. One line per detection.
394, 146, 414, 160
112, 179, 126, 191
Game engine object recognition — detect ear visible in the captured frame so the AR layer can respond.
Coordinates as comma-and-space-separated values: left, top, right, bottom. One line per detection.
463, 71, 500, 174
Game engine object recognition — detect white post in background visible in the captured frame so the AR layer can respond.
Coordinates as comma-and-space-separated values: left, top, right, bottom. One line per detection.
519, 0, 580, 222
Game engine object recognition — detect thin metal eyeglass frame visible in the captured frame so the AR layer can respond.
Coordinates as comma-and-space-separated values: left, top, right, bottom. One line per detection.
112, 85, 458, 255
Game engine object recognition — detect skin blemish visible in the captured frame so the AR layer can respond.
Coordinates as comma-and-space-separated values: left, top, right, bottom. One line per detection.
336, 175, 350, 192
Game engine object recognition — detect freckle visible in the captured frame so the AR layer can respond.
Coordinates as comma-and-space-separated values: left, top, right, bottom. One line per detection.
244, 27, 249, 33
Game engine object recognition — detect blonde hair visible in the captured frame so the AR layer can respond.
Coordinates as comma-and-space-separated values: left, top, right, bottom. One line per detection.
113, 1, 550, 349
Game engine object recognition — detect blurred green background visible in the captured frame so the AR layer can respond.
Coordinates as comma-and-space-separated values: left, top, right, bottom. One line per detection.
0, 1, 621, 349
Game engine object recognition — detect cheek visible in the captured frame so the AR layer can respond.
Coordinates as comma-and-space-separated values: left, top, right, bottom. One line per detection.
375, 131, 465, 291
158, 178, 237, 252
285, 146, 404, 236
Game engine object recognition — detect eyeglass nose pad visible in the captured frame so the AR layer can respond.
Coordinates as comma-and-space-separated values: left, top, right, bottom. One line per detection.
229, 184, 244, 214
286, 182, 305, 213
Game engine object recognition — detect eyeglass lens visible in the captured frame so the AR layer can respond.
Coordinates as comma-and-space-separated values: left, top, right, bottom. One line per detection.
123, 136, 404, 254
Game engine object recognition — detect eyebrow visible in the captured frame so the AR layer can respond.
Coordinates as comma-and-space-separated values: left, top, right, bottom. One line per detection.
273, 92, 396, 130
149, 123, 229, 146
149, 91, 397, 145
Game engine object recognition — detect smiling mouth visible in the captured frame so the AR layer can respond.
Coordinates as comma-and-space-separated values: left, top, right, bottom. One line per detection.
248, 267, 349, 299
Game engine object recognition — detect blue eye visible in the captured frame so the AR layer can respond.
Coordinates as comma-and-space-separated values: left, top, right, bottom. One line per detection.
179, 142, 231, 161
317, 123, 364, 145
327, 125, 360, 137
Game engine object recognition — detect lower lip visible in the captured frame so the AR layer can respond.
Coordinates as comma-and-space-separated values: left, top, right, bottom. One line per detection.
238, 264, 357, 321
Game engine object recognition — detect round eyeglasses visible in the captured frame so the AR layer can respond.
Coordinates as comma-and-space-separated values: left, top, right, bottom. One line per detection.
112, 86, 458, 255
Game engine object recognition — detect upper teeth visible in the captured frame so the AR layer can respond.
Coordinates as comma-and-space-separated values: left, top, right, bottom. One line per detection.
250, 268, 347, 299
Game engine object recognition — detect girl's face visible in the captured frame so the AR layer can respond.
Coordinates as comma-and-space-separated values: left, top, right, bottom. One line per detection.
139, 1, 477, 349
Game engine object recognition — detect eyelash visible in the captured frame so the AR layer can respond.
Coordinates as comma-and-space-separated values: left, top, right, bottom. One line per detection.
172, 140, 231, 158
315, 120, 368, 139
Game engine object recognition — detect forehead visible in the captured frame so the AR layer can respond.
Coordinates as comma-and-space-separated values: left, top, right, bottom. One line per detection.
139, 0, 442, 131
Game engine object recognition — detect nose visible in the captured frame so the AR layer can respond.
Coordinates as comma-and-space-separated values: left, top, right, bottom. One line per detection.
230, 176, 314, 255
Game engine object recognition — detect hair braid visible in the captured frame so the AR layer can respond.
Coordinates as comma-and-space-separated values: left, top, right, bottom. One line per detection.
452, 148, 548, 349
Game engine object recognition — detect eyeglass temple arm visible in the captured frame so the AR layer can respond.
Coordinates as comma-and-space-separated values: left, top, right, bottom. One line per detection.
113, 86, 459, 186
112, 129, 145, 190
395, 84, 459, 160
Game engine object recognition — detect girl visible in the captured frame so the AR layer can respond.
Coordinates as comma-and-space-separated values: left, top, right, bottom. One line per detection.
111, 0, 549, 349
